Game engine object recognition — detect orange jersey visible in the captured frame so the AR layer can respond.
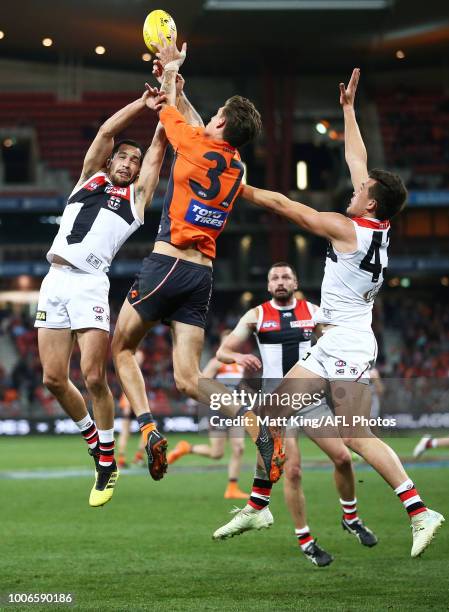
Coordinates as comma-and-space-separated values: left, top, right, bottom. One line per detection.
216, 362, 244, 379
157, 106, 244, 259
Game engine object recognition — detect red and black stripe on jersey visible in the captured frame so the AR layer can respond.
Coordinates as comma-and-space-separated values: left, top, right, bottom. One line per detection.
257, 300, 314, 376
67, 175, 135, 244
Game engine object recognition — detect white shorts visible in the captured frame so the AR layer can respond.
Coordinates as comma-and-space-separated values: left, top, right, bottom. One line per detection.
34, 265, 110, 332
300, 326, 377, 384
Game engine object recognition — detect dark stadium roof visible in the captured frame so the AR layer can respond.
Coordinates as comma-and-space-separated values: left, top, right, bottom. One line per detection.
1, 0, 448, 75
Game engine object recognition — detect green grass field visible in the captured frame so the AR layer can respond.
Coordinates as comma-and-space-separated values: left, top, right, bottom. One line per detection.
1, 434, 448, 611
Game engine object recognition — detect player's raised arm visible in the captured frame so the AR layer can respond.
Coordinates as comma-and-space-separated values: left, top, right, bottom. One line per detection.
153, 60, 204, 128
216, 309, 262, 373
340, 68, 369, 192
242, 184, 355, 248
134, 121, 168, 221
154, 38, 187, 107
79, 91, 151, 186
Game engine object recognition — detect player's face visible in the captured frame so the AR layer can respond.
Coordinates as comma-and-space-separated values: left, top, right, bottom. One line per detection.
346, 178, 377, 217
108, 144, 142, 186
267, 267, 298, 302
205, 106, 225, 134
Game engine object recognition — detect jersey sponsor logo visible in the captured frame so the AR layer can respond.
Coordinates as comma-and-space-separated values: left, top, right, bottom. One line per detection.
302, 329, 312, 339
105, 185, 128, 197
261, 321, 279, 329
184, 199, 228, 229
107, 196, 122, 211
282, 312, 292, 317
290, 320, 314, 328
350, 367, 359, 376
93, 306, 104, 314
336, 368, 345, 375
322, 308, 332, 319
36, 310, 46, 321
86, 253, 102, 269
335, 360, 346, 367
95, 315, 104, 322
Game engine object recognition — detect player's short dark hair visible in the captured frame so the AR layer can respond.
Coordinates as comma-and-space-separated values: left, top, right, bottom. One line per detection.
368, 169, 407, 221
268, 262, 297, 279
111, 139, 145, 163
222, 96, 262, 148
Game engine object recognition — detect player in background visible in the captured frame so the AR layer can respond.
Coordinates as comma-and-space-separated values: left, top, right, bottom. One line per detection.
35, 80, 182, 507
212, 263, 377, 564
112, 39, 284, 486
117, 350, 146, 468
414, 435, 449, 458
168, 330, 249, 500
215, 68, 444, 558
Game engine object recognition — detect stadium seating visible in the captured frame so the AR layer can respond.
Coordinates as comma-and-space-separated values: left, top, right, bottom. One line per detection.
0, 93, 159, 182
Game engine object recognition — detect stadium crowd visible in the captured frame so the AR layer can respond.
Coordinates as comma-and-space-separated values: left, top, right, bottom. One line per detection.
0, 296, 448, 419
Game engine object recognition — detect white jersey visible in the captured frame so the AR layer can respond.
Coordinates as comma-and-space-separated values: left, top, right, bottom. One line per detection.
47, 172, 142, 275
314, 217, 390, 332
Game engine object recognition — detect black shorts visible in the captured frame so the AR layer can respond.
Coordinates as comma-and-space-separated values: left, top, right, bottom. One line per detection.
127, 253, 213, 329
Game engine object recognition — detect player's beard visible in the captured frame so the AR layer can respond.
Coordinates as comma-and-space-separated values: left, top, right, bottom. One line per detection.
273, 289, 294, 305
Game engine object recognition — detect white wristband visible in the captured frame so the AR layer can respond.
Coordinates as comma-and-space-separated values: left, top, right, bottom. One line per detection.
164, 61, 179, 72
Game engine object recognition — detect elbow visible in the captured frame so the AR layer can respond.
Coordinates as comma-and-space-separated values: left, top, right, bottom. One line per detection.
98, 124, 114, 139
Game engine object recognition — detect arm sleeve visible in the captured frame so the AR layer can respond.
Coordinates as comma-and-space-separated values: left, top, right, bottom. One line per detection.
159, 105, 203, 150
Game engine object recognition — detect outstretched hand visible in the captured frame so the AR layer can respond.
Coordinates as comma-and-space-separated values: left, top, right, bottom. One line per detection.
153, 37, 187, 70
143, 84, 167, 112
339, 68, 360, 109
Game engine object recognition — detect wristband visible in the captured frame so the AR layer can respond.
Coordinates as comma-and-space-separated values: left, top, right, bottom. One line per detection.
164, 61, 180, 72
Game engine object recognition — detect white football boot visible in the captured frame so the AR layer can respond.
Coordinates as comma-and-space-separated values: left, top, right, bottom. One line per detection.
410, 509, 445, 557
413, 435, 431, 458
213, 506, 274, 540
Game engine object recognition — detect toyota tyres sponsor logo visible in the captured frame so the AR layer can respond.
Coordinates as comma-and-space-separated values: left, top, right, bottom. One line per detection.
184, 199, 228, 229
93, 306, 104, 314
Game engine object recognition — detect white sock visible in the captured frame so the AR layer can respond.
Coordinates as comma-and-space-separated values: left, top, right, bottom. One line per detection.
74, 414, 94, 431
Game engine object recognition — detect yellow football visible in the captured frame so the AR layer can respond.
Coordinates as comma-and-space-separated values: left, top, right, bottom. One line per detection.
143, 9, 177, 55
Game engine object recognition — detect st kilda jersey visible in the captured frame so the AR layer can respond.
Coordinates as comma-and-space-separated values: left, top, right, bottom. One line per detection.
255, 299, 318, 378
314, 217, 390, 332
47, 172, 142, 275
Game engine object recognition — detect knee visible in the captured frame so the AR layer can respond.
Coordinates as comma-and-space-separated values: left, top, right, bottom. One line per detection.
84, 371, 109, 397
210, 449, 224, 460
285, 462, 302, 486
232, 443, 244, 458
42, 372, 67, 396
332, 448, 353, 470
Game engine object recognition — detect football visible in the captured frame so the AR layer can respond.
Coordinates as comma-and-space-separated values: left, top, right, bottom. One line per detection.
143, 9, 177, 55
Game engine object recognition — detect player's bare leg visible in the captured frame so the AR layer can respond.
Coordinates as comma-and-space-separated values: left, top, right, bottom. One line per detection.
118, 407, 132, 468
112, 299, 167, 480
226, 431, 248, 499
283, 437, 333, 565
307, 433, 377, 547
330, 379, 444, 557
39, 327, 101, 454
170, 320, 284, 481
38, 328, 85, 421
77, 328, 118, 507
